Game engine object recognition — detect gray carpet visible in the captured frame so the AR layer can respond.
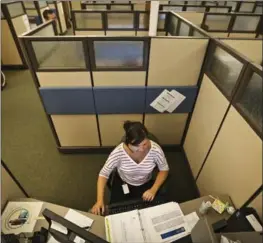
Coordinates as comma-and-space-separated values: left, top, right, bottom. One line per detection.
1, 70, 198, 211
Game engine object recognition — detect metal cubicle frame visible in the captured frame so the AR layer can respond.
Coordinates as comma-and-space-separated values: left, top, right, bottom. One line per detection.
160, 4, 232, 12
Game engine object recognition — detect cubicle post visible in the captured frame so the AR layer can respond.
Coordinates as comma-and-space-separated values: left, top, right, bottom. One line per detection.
1, 2, 28, 69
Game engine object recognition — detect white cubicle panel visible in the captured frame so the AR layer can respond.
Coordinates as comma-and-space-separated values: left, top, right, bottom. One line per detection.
57, 1, 67, 33
12, 14, 30, 35
177, 12, 204, 27
197, 106, 262, 209
75, 31, 105, 36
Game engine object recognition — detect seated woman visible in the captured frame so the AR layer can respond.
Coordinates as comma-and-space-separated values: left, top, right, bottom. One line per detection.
91, 121, 169, 215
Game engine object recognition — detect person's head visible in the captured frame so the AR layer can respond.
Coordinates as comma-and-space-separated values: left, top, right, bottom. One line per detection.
43, 9, 56, 21
123, 121, 150, 153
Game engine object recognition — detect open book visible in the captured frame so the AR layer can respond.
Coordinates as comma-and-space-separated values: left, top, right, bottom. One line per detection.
105, 202, 192, 243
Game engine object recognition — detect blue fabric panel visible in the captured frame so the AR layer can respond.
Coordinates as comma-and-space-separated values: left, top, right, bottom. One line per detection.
39, 88, 95, 114
94, 87, 145, 114
145, 86, 198, 113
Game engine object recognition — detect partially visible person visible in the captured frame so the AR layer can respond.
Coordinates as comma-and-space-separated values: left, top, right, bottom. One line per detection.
43, 9, 56, 21
91, 121, 169, 215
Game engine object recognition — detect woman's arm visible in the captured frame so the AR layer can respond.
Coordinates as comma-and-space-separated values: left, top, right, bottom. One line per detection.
151, 170, 169, 194
97, 176, 108, 203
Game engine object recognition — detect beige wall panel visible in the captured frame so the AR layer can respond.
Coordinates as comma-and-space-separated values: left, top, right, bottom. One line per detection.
222, 39, 262, 65
12, 15, 28, 35
26, 9, 38, 16
99, 114, 143, 146
183, 75, 229, 178
51, 115, 100, 147
57, 2, 67, 33
177, 12, 204, 26
148, 38, 208, 86
157, 31, 166, 36
1, 20, 22, 65
210, 32, 229, 37
133, 3, 146, 11
71, 1, 81, 10
144, 114, 188, 145
249, 192, 262, 220
37, 72, 92, 87
106, 31, 136, 36
2, 166, 25, 208
197, 106, 262, 209
228, 33, 256, 38
136, 31, 149, 36
93, 72, 146, 86
75, 31, 105, 36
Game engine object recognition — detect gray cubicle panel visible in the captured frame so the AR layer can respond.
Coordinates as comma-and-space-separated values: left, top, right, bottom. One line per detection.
1, 162, 28, 208
197, 62, 262, 209
183, 39, 249, 179
1, 1, 29, 68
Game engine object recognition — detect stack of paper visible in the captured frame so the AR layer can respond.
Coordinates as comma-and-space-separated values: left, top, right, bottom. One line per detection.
150, 89, 186, 113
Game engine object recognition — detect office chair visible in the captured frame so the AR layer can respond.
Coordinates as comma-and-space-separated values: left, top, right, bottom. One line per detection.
106, 133, 170, 201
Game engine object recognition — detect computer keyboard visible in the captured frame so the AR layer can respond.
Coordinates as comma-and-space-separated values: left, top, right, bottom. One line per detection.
108, 198, 169, 215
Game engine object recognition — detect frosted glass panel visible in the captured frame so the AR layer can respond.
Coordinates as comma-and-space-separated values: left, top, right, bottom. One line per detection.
208, 47, 243, 96
205, 15, 231, 31
7, 2, 24, 18
158, 13, 166, 29
24, 2, 35, 8
209, 7, 230, 13
32, 24, 55, 36
110, 5, 132, 11
163, 6, 183, 11
255, 5, 263, 13
178, 21, 190, 36
75, 13, 103, 29
85, 4, 107, 10
169, 15, 178, 35
186, 6, 206, 12
94, 41, 144, 68
139, 13, 149, 29
237, 72, 262, 132
239, 2, 254, 12
32, 41, 86, 69
108, 13, 134, 29
233, 16, 260, 32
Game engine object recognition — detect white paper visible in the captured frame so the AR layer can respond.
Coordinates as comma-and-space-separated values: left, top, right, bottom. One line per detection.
246, 214, 262, 232
47, 236, 60, 243
166, 90, 186, 113
150, 89, 176, 113
105, 210, 145, 243
74, 236, 85, 243
184, 212, 199, 232
1, 202, 43, 235
51, 221, 67, 234
139, 202, 189, 243
64, 209, 93, 228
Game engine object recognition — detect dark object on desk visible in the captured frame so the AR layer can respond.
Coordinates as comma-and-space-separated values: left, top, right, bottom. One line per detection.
42, 208, 108, 243
212, 219, 228, 233
108, 197, 168, 215
1, 234, 20, 243
31, 227, 49, 243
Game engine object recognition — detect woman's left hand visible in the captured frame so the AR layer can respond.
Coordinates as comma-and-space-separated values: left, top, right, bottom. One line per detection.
142, 188, 157, 201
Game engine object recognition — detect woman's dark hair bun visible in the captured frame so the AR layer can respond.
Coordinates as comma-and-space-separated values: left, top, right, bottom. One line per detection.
123, 121, 148, 145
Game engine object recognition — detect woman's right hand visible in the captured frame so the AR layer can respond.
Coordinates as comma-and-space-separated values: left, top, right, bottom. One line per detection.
91, 200, 105, 215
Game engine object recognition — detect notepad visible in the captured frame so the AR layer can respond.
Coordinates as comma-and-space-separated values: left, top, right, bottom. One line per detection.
105, 202, 190, 243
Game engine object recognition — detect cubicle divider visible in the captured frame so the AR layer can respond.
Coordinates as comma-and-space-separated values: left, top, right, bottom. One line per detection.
201, 12, 262, 38
24, 1, 49, 26
183, 37, 262, 214
19, 18, 209, 150
1, 1, 30, 69
71, 10, 168, 36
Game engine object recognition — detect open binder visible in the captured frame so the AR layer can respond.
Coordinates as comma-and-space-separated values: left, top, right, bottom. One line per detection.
105, 202, 191, 243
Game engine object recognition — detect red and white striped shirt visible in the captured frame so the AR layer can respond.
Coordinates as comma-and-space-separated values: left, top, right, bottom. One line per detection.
99, 140, 169, 186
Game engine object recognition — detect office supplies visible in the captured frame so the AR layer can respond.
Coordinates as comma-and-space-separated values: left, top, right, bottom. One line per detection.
1, 202, 43, 235
212, 199, 226, 214
105, 202, 190, 243
108, 198, 168, 215
42, 209, 107, 243
199, 201, 212, 215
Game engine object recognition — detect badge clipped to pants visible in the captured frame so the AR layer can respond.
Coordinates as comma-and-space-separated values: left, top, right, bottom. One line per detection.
122, 183, 130, 194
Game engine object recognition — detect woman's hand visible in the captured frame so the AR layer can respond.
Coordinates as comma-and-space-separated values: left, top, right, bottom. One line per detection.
91, 200, 105, 215
142, 188, 157, 201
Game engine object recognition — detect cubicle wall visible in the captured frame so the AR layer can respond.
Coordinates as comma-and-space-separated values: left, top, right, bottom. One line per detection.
24, 1, 49, 25
1, 162, 28, 209
72, 10, 168, 36
19, 18, 209, 150
1, 1, 29, 68
184, 38, 262, 213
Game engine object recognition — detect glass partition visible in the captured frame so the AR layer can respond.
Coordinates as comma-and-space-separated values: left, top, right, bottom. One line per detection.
32, 41, 86, 69
236, 71, 262, 133
254, 4, 263, 14
168, 14, 179, 35
188, 1, 203, 6
158, 13, 167, 30
75, 12, 103, 29
178, 21, 190, 36
85, 4, 108, 10
207, 46, 244, 97
7, 2, 25, 18
225, 1, 237, 11
24, 1, 35, 8
39, 1, 48, 8
209, 7, 230, 13
107, 13, 134, 29
204, 14, 231, 31
110, 4, 133, 11
186, 6, 206, 12
139, 13, 149, 29
239, 2, 255, 13
32, 24, 55, 36
192, 29, 206, 37
93, 41, 144, 69
163, 6, 184, 11
232, 15, 260, 32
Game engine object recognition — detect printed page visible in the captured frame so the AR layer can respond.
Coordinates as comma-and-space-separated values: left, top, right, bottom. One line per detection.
139, 202, 190, 243
105, 210, 145, 243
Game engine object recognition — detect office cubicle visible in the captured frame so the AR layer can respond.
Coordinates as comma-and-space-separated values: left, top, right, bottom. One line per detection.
201, 12, 262, 38
1, 1, 29, 68
47, 1, 67, 34
71, 10, 168, 36
19, 15, 209, 150
24, 1, 49, 25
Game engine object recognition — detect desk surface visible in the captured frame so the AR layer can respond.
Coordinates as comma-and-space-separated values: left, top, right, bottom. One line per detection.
14, 194, 233, 241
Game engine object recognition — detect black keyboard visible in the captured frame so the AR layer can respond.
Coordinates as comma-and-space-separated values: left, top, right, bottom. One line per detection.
108, 198, 169, 215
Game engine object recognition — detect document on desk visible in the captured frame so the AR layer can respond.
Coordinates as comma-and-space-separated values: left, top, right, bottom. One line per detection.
105, 202, 189, 243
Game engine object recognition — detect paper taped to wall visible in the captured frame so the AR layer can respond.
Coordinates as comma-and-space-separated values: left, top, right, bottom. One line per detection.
150, 89, 186, 113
